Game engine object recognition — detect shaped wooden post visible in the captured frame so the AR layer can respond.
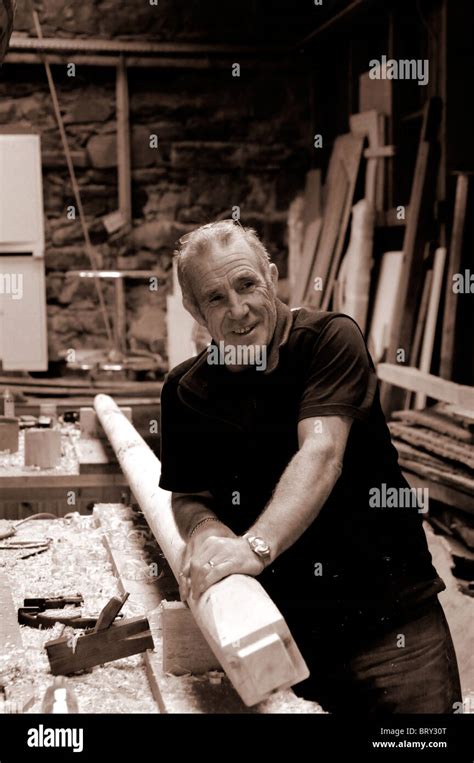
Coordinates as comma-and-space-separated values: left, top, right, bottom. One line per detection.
94, 393, 309, 706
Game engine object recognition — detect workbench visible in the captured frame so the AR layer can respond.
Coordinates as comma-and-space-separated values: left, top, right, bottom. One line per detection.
0, 424, 129, 519
0, 508, 323, 714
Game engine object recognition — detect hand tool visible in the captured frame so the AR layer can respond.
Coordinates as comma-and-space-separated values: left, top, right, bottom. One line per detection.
45, 592, 153, 675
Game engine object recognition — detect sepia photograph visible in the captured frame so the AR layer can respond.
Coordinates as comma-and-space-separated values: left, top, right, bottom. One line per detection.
0, 0, 473, 757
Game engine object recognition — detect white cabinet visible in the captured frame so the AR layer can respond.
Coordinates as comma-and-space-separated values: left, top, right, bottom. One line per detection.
0, 133, 48, 370
0, 257, 48, 370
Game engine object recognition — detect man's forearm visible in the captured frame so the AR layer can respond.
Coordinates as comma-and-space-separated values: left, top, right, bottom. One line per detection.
248, 442, 342, 563
171, 492, 218, 540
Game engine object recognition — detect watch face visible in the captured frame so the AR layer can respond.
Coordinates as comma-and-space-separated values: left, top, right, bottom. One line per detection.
250, 537, 270, 557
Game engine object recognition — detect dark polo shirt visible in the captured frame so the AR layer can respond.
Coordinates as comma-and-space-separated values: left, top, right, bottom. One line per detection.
159, 299, 444, 637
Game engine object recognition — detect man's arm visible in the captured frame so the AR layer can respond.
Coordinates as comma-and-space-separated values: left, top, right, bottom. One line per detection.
171, 490, 219, 540
180, 415, 352, 599
171, 490, 236, 600
247, 415, 352, 561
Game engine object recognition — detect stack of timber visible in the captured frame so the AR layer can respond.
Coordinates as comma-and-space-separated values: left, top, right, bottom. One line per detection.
389, 404, 474, 509
289, 107, 392, 312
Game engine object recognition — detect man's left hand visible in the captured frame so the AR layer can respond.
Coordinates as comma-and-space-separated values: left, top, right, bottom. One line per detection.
180, 535, 264, 601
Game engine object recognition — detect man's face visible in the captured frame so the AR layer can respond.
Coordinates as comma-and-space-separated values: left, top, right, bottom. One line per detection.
190, 236, 279, 354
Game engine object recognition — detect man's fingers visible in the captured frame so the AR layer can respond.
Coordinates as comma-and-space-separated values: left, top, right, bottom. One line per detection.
179, 576, 190, 601
190, 560, 232, 599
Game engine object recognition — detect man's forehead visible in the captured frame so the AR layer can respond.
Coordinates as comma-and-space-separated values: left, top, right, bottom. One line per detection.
192, 240, 265, 282
207, 237, 260, 265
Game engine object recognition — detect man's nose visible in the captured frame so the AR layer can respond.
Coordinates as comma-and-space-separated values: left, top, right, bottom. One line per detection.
227, 291, 249, 320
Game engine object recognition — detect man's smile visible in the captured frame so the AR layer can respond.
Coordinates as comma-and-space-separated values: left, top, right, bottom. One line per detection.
231, 322, 258, 336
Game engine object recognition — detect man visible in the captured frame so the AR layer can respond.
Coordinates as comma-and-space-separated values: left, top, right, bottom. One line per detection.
159, 219, 461, 714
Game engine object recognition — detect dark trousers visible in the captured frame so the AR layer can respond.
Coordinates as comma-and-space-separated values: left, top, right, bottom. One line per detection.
290, 597, 462, 714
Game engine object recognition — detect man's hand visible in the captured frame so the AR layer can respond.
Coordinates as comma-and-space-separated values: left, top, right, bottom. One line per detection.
179, 527, 264, 601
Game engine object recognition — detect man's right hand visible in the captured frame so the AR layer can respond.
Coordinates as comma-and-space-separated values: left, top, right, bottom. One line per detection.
179, 522, 235, 601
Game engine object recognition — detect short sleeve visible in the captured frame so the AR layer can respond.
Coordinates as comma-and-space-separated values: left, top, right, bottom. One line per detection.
158, 376, 211, 493
298, 315, 377, 422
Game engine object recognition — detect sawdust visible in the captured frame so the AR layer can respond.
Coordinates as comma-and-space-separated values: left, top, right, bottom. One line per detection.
0, 514, 158, 713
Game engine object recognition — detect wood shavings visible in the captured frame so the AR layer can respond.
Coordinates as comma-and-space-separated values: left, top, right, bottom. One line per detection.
0, 515, 158, 713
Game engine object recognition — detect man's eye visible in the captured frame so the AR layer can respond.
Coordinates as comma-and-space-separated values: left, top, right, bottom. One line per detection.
240, 281, 255, 291
209, 295, 222, 303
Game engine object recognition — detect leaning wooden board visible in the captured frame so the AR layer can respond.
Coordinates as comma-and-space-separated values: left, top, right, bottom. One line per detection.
381, 97, 442, 413
305, 162, 349, 307
440, 173, 470, 380
317, 133, 365, 310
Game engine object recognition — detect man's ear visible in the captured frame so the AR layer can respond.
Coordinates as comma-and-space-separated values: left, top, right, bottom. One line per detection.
269, 263, 279, 291
182, 294, 206, 327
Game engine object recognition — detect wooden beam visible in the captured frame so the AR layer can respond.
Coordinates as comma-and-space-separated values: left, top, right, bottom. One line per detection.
4, 53, 295, 71
74, 437, 120, 475
161, 601, 220, 675
377, 364, 474, 409
389, 422, 474, 470
93, 393, 309, 707
0, 416, 19, 452
116, 58, 132, 227
402, 471, 474, 514
415, 247, 447, 409
4, 52, 119, 66
9, 34, 285, 56
392, 408, 474, 444
316, 134, 364, 310
405, 267, 432, 408
0, 474, 128, 490
24, 429, 61, 468
381, 98, 442, 413
80, 405, 132, 438
440, 173, 470, 380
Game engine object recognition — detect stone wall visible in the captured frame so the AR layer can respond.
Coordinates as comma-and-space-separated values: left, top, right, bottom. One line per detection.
1, 1, 311, 371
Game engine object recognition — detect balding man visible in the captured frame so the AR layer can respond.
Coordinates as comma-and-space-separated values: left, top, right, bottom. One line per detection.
159, 219, 461, 715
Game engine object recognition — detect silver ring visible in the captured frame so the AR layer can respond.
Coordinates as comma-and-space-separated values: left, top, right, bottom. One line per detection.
207, 560, 215, 568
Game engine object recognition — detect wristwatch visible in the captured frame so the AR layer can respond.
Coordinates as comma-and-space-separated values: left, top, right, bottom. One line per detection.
245, 534, 271, 565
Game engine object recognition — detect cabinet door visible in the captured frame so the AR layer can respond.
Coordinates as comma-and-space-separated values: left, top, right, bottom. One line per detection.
0, 135, 44, 249
0, 256, 48, 370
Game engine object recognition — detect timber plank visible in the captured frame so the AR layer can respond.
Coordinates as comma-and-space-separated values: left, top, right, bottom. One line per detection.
392, 409, 474, 444
402, 471, 474, 514
381, 97, 442, 413
440, 174, 469, 380
377, 364, 474, 409
320, 134, 365, 310
389, 422, 474, 470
